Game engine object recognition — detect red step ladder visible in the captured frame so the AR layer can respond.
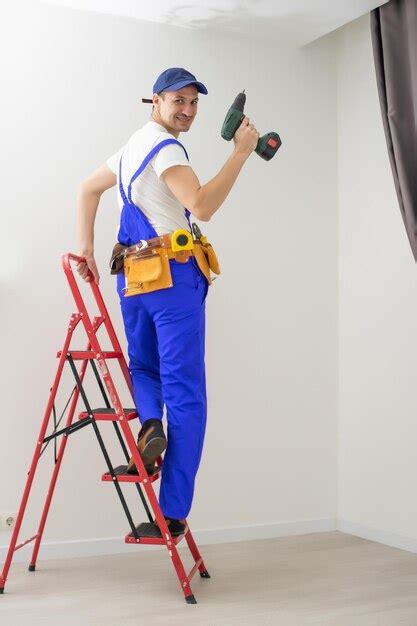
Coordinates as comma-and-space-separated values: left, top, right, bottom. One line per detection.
0, 253, 210, 604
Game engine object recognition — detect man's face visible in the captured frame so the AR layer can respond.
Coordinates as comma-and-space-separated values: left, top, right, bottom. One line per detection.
154, 85, 199, 133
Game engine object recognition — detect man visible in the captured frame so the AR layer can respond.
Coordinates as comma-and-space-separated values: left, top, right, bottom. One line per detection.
76, 68, 259, 536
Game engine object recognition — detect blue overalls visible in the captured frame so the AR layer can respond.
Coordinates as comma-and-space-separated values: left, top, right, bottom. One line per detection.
116, 139, 209, 520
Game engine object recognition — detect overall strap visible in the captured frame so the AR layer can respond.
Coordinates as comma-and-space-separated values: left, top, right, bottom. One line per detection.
127, 138, 189, 204
118, 155, 128, 205
184, 208, 192, 230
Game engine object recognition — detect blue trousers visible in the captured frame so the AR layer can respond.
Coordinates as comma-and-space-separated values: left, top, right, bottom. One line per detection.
116, 256, 209, 519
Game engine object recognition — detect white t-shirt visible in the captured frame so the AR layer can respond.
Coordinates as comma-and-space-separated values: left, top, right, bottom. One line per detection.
106, 121, 192, 236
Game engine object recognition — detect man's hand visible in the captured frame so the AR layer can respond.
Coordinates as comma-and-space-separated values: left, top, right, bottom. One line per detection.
233, 116, 260, 156
75, 252, 100, 285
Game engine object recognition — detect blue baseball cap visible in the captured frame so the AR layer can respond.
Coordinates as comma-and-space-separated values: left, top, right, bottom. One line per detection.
153, 67, 208, 95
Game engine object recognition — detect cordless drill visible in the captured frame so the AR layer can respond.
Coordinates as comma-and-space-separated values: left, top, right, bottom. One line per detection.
221, 90, 282, 161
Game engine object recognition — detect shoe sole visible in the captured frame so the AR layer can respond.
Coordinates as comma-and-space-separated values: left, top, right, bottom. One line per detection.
141, 436, 167, 466
127, 436, 167, 474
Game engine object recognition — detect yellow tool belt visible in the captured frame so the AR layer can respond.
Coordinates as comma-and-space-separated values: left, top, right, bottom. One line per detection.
110, 228, 220, 297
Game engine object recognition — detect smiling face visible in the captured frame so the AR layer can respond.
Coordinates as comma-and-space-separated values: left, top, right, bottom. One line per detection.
151, 85, 199, 137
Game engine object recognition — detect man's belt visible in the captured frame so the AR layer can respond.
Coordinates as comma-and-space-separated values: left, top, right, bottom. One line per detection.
110, 226, 220, 287
110, 229, 203, 274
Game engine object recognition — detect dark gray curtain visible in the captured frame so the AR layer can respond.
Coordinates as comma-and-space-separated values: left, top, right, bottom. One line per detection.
371, 0, 417, 261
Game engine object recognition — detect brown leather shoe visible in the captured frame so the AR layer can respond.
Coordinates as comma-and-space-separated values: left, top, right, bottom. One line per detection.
127, 419, 167, 474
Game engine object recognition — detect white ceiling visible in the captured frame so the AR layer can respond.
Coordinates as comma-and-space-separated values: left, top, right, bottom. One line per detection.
42, 0, 388, 47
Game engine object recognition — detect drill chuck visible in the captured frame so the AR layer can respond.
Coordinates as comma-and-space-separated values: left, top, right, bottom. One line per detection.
231, 90, 246, 112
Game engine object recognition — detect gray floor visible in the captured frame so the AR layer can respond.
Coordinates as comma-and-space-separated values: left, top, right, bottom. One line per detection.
1, 531, 417, 625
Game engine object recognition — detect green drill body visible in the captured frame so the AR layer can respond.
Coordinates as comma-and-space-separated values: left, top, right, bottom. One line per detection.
221, 91, 282, 161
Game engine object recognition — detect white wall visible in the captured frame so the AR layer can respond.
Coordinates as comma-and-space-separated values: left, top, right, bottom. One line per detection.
0, 1, 338, 557
337, 14, 417, 551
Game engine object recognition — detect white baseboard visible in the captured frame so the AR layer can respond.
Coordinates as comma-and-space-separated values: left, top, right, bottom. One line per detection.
338, 518, 417, 553
3, 518, 415, 568
0, 517, 336, 563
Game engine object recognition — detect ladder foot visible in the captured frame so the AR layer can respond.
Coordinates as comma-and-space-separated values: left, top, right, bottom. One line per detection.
28, 565, 36, 571
200, 570, 211, 578
185, 593, 197, 604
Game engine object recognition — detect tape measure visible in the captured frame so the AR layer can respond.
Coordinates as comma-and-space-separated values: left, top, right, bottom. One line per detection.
171, 229, 194, 252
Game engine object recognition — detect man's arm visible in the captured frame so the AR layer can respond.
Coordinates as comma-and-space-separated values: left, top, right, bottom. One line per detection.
161, 116, 259, 221
76, 163, 116, 283
161, 150, 248, 222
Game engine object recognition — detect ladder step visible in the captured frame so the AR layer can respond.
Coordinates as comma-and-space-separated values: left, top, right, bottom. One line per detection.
125, 522, 186, 545
102, 464, 162, 483
56, 350, 123, 359
78, 408, 137, 421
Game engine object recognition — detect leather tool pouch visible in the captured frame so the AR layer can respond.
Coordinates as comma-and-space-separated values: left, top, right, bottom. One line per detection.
123, 249, 173, 297
193, 242, 221, 284
109, 243, 127, 275
193, 245, 211, 283
202, 242, 220, 275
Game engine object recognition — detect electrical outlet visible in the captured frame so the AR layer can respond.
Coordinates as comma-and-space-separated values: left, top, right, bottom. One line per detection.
0, 513, 17, 531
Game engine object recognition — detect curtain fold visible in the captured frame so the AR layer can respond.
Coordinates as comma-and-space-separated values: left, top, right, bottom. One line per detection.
371, 0, 417, 261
